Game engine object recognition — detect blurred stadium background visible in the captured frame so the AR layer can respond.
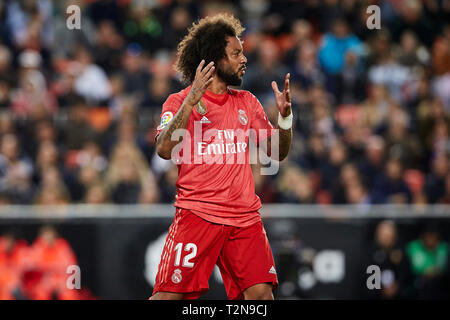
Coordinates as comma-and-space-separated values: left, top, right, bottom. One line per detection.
0, 0, 449, 300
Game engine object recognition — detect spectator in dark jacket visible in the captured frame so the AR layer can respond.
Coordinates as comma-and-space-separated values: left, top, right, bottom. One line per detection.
371, 157, 412, 204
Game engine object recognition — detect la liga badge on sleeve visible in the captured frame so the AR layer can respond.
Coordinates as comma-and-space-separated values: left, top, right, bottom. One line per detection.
158, 111, 174, 130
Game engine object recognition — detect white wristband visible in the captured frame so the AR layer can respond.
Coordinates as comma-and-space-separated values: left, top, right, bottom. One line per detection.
278, 112, 293, 130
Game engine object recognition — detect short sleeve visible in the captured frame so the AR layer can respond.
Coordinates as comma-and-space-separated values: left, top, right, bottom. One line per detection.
155, 93, 185, 139
248, 93, 275, 146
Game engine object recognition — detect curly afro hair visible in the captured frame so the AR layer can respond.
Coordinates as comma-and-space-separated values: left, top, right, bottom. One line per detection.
174, 13, 245, 83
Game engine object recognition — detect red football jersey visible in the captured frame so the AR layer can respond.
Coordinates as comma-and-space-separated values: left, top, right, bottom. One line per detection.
156, 86, 275, 227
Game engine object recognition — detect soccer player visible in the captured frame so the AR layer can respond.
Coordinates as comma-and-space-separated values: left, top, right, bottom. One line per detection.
150, 14, 292, 300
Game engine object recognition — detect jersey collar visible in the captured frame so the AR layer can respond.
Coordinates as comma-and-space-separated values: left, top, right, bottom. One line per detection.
203, 88, 231, 105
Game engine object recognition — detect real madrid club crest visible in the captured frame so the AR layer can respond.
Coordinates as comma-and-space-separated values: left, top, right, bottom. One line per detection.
195, 100, 207, 115
171, 268, 182, 284
238, 109, 248, 125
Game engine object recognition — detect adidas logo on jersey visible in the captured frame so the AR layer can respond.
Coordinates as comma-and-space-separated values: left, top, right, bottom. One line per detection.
200, 116, 211, 124
269, 266, 277, 274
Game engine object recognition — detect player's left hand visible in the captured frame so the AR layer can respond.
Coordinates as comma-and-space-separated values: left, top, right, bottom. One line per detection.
271, 73, 292, 117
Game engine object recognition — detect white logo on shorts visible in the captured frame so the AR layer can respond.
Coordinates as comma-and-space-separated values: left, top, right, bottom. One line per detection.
171, 268, 182, 284
269, 266, 277, 274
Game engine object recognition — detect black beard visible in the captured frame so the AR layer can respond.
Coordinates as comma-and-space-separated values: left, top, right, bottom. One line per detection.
216, 64, 242, 87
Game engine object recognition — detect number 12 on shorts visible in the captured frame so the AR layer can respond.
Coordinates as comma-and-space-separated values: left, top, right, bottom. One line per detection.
173, 243, 197, 268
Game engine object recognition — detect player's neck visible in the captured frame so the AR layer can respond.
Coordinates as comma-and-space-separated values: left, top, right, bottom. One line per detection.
207, 76, 228, 95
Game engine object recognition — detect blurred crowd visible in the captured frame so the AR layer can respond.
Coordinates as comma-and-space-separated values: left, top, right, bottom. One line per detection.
276, 219, 450, 299
0, 225, 94, 299
0, 0, 449, 206
365, 220, 449, 300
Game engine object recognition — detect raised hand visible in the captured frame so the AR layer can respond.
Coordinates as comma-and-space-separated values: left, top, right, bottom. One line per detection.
271, 73, 292, 117
186, 60, 215, 106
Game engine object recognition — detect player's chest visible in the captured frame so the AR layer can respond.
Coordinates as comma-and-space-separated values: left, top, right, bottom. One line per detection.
187, 98, 251, 132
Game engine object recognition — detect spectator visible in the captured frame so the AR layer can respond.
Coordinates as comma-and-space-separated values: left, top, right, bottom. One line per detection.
33, 166, 70, 205
20, 119, 59, 165
84, 183, 110, 204
336, 50, 366, 104
311, 99, 336, 146
366, 29, 392, 68
406, 223, 450, 299
424, 154, 449, 203
330, 162, 361, 204
277, 165, 314, 204
74, 141, 108, 173
27, 225, 79, 299
51, 0, 96, 59
365, 220, 411, 299
387, 0, 436, 48
289, 40, 325, 92
384, 107, 422, 168
429, 118, 449, 157
371, 157, 412, 204
397, 30, 429, 68
320, 138, 348, 191
318, 17, 363, 96
0, 113, 16, 138
0, 45, 13, 108
105, 142, 153, 204
158, 164, 178, 203
418, 97, 450, 157
368, 49, 413, 104
345, 179, 371, 211
73, 46, 111, 105
284, 19, 313, 66
243, 39, 289, 101
138, 179, 160, 204
342, 121, 367, 164
0, 231, 31, 300
120, 3, 164, 53
431, 24, 450, 76
439, 173, 450, 204
107, 73, 126, 118
71, 165, 102, 203
141, 76, 173, 109
359, 135, 386, 190
11, 51, 57, 119
62, 99, 98, 151
33, 141, 60, 185
0, 192, 11, 205
161, 6, 192, 50
359, 84, 392, 133
409, 76, 432, 121
0, 134, 34, 204
103, 114, 152, 162
53, 64, 86, 109
92, 20, 124, 74
118, 45, 151, 100
5, 0, 53, 50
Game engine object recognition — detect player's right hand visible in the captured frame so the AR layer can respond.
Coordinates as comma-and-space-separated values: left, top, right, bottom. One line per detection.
186, 60, 215, 106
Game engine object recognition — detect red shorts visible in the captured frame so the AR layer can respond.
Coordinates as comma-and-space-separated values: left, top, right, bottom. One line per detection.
152, 208, 278, 300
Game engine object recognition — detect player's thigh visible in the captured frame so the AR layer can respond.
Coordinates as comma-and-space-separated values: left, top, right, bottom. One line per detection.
153, 209, 228, 297
218, 221, 278, 300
